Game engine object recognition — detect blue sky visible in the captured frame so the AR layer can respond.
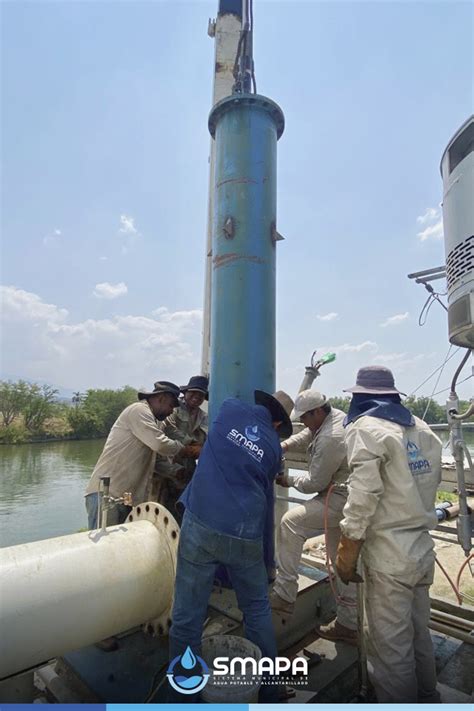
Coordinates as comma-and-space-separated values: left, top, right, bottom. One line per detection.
2, 0, 473, 401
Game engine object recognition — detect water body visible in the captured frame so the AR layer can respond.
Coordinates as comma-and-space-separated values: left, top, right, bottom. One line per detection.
0, 439, 104, 548
0, 431, 473, 548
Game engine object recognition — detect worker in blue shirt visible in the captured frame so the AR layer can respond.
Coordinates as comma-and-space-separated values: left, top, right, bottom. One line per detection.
168, 389, 293, 700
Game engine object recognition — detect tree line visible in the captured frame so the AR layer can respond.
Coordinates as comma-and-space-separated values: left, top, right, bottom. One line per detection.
330, 396, 472, 423
0, 380, 136, 443
0, 380, 471, 444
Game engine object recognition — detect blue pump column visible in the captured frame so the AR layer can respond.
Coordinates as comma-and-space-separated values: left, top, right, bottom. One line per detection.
208, 94, 285, 424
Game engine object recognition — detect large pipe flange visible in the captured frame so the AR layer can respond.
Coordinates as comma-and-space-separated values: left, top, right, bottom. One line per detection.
126, 502, 180, 637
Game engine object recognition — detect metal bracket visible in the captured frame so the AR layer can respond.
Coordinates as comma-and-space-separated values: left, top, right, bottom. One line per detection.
271, 223, 285, 243
223, 217, 234, 239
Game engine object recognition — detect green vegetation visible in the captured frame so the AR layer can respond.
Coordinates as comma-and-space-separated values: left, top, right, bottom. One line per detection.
0, 380, 136, 443
435, 489, 458, 504
330, 394, 472, 424
67, 387, 137, 438
330, 396, 351, 413
0, 379, 471, 444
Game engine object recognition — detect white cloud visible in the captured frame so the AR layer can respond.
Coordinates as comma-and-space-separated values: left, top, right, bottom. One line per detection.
152, 306, 203, 327
99, 256, 108, 261
417, 207, 439, 225
416, 207, 443, 241
372, 352, 425, 369
320, 341, 378, 354
0, 286, 203, 389
316, 312, 338, 322
380, 312, 409, 327
337, 341, 378, 353
43, 228, 62, 247
417, 221, 443, 242
1, 285, 68, 323
93, 282, 128, 299
118, 214, 140, 254
119, 215, 137, 234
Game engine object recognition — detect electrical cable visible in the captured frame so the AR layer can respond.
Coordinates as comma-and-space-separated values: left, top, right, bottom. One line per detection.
232, 32, 245, 87
408, 347, 461, 398
249, 0, 257, 93
422, 345, 453, 421
418, 293, 437, 327
435, 557, 463, 605
456, 554, 474, 597
232, 0, 257, 94
450, 348, 472, 394
418, 284, 448, 327
430, 374, 473, 399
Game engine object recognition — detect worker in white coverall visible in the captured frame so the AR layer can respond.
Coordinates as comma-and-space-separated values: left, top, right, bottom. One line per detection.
336, 366, 442, 703
270, 390, 358, 644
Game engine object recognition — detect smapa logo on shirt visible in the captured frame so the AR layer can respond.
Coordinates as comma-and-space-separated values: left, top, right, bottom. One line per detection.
406, 440, 432, 475
227, 426, 264, 462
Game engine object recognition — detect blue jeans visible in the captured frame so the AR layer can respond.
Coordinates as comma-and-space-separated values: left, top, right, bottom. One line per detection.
169, 510, 278, 702
85, 492, 131, 530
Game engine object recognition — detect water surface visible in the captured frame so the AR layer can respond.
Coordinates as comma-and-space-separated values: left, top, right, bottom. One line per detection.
0, 439, 104, 547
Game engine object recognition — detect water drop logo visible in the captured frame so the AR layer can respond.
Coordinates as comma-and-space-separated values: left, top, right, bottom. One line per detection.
406, 440, 420, 461
245, 424, 260, 442
167, 645, 210, 695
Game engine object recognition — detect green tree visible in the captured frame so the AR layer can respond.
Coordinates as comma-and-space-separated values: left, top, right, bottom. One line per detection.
0, 380, 30, 426
0, 422, 28, 443
403, 397, 445, 424
67, 386, 136, 438
22, 383, 59, 433
72, 391, 84, 408
329, 396, 351, 413
67, 407, 103, 438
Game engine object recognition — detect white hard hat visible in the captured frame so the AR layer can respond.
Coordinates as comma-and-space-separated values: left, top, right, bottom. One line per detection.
293, 389, 327, 419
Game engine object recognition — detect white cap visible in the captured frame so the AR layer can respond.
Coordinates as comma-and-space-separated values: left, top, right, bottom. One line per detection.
292, 389, 327, 419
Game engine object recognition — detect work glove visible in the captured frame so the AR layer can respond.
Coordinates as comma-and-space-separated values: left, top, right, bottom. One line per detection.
179, 443, 202, 459
335, 534, 364, 584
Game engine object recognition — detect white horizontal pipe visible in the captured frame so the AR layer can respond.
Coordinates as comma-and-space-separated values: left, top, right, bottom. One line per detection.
0, 519, 175, 679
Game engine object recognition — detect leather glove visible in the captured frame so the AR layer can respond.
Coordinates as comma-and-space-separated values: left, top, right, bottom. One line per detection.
335, 534, 364, 584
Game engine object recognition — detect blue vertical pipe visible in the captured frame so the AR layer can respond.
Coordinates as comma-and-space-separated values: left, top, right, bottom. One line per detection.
208, 94, 285, 423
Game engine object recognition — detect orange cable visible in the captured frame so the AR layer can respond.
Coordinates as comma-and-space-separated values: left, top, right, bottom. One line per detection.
435, 557, 463, 605
455, 553, 474, 601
